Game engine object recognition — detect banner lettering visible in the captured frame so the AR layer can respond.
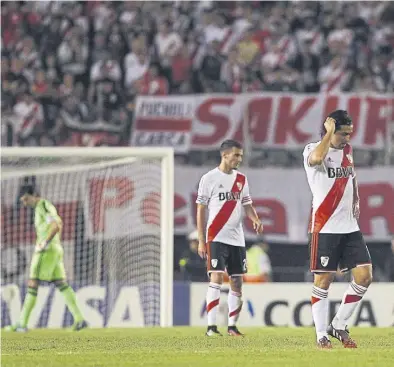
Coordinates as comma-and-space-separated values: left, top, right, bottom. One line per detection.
133, 94, 393, 151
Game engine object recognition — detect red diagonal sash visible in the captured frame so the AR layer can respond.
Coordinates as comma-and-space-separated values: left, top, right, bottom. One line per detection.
207, 173, 245, 242
312, 144, 352, 233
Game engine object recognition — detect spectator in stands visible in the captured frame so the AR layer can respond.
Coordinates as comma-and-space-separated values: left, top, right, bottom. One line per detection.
124, 41, 150, 92
220, 48, 242, 92
42, 54, 60, 85
289, 37, 320, 93
318, 55, 353, 93
16, 36, 40, 71
138, 63, 169, 96
57, 27, 89, 80
31, 69, 52, 98
7, 58, 30, 97
1, 0, 392, 149
171, 45, 193, 93
106, 23, 128, 62
90, 54, 121, 84
154, 19, 183, 87
245, 239, 272, 283
91, 32, 110, 65
179, 230, 207, 282
295, 13, 324, 56
39, 17, 63, 56
199, 40, 226, 92
13, 91, 44, 146
370, 45, 394, 93
327, 16, 354, 57
236, 27, 262, 68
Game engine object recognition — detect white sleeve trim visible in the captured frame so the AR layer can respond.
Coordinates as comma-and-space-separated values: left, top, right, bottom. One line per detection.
196, 196, 209, 205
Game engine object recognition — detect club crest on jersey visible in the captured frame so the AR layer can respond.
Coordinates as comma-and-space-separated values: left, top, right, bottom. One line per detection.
211, 259, 218, 268
320, 256, 329, 267
236, 182, 243, 190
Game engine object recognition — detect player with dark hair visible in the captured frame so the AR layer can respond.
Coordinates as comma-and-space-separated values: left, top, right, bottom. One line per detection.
6, 185, 87, 332
303, 110, 372, 349
196, 139, 263, 336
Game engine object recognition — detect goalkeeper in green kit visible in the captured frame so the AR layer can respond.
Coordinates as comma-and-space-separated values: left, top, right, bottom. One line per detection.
7, 185, 87, 332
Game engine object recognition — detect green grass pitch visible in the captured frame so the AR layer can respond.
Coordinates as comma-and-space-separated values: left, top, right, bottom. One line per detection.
2, 327, 394, 367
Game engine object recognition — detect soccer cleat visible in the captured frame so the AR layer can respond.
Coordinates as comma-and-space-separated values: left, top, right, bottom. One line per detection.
327, 323, 357, 348
205, 325, 223, 337
317, 336, 333, 349
4, 324, 28, 333
227, 326, 244, 337
72, 320, 88, 331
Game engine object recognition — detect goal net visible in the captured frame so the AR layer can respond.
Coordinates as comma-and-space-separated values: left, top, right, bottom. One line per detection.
1, 147, 174, 328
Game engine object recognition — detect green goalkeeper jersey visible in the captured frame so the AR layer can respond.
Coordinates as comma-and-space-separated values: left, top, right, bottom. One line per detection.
34, 199, 62, 251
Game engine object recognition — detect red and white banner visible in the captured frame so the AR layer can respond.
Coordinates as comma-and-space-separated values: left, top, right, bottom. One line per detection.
133, 93, 393, 152
174, 166, 394, 243
131, 96, 195, 153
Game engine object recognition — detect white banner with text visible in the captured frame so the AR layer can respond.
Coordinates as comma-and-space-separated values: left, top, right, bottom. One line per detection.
174, 166, 394, 243
190, 283, 394, 327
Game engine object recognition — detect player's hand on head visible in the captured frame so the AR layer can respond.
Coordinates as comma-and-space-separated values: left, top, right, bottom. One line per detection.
253, 220, 263, 234
324, 117, 336, 135
198, 241, 207, 259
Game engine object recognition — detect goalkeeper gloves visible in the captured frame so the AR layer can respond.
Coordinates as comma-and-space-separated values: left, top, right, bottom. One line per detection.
36, 240, 49, 252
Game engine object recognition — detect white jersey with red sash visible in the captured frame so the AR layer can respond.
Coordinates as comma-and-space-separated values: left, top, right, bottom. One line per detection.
196, 168, 252, 247
303, 142, 359, 234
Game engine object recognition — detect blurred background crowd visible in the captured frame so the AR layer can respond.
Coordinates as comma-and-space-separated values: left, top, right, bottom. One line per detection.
1, 1, 394, 284
2, 1, 394, 154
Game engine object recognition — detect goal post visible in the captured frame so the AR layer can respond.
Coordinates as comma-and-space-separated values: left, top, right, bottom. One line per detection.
1, 147, 174, 327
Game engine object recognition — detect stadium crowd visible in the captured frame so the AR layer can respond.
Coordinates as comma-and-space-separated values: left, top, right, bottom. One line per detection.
1, 1, 394, 152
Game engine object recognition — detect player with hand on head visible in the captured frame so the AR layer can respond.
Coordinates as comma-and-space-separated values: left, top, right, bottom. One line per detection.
196, 140, 263, 337
6, 185, 87, 332
303, 110, 372, 349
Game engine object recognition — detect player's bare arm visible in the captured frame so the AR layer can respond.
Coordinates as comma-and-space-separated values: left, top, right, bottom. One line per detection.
196, 203, 207, 258
308, 117, 336, 166
243, 204, 263, 234
353, 177, 360, 219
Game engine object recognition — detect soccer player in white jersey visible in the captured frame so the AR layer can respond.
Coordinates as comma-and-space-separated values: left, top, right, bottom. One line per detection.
303, 110, 372, 349
196, 140, 263, 337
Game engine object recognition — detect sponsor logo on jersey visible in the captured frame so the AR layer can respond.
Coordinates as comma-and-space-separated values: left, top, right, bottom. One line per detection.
218, 192, 241, 201
327, 166, 354, 178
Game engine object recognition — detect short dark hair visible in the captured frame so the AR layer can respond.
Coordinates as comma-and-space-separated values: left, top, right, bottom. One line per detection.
321, 110, 352, 137
220, 140, 243, 152
19, 185, 39, 196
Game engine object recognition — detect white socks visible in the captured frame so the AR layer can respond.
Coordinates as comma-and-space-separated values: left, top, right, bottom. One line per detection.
206, 284, 244, 327
311, 285, 329, 341
332, 281, 368, 330
228, 290, 242, 326
206, 282, 221, 326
